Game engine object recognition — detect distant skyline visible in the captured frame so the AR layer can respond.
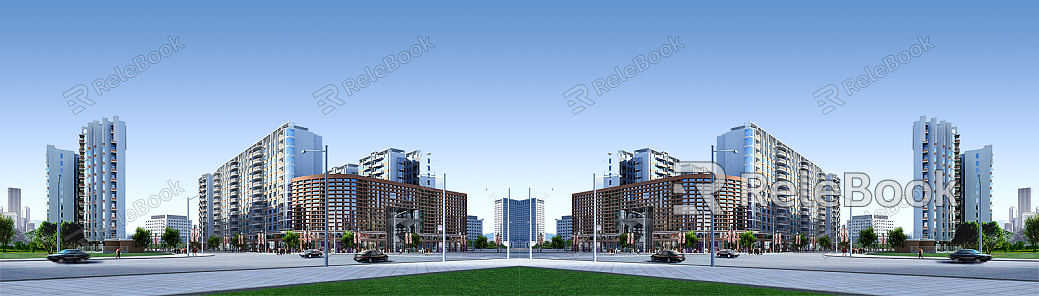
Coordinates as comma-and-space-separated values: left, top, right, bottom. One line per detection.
2, 1, 1036, 236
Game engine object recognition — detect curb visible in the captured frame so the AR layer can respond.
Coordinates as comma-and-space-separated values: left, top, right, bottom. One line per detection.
823, 253, 1039, 262
0, 253, 213, 262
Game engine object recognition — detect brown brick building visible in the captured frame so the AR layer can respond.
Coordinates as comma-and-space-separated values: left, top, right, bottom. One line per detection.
290, 174, 467, 251
572, 174, 747, 251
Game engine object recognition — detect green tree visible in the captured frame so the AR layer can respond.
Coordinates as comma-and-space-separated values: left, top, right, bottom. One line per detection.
795, 233, 809, 250
33, 221, 56, 253
838, 241, 850, 250
1024, 216, 1039, 252
551, 235, 564, 249
858, 227, 877, 251
283, 231, 300, 251
739, 231, 757, 251
887, 227, 907, 250
207, 235, 221, 250
132, 227, 152, 250
475, 235, 488, 249
818, 235, 832, 250
162, 227, 181, 250
57, 222, 86, 249
340, 231, 355, 250
684, 231, 699, 249
0, 216, 14, 252
617, 232, 629, 249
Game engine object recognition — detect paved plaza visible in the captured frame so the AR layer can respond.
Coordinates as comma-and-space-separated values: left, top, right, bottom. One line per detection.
2, 254, 1036, 295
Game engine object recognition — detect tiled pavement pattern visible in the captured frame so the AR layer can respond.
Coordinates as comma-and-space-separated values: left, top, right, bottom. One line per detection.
2, 259, 1035, 295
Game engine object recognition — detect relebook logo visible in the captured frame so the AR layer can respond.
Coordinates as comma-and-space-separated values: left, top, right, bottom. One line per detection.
63, 36, 186, 115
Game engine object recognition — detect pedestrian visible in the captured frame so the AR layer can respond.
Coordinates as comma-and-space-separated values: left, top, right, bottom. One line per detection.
116, 248, 121, 258
918, 248, 923, 258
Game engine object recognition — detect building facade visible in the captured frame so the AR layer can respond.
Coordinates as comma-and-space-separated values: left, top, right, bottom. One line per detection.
329, 164, 359, 175
911, 116, 960, 242
145, 214, 193, 244
959, 145, 993, 223
572, 174, 750, 251
46, 145, 80, 224
466, 215, 483, 241
289, 174, 467, 251
604, 148, 681, 188
357, 148, 434, 188
494, 197, 545, 248
848, 214, 895, 245
1020, 188, 1032, 230
198, 122, 324, 240
717, 121, 840, 239
7, 188, 20, 231
556, 215, 572, 241
80, 116, 127, 241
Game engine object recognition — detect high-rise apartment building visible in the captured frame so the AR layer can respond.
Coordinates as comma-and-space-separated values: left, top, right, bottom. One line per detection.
357, 148, 434, 188
911, 116, 960, 242
329, 164, 359, 175
46, 145, 80, 224
145, 214, 193, 244
80, 116, 127, 241
604, 148, 680, 188
466, 215, 483, 241
848, 214, 895, 244
289, 174, 467, 251
959, 145, 993, 223
198, 122, 324, 239
494, 197, 545, 248
556, 215, 572, 241
716, 121, 839, 239
7, 188, 20, 231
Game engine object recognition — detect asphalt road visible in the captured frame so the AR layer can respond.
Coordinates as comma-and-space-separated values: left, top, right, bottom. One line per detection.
532, 251, 1039, 281
2, 251, 1035, 282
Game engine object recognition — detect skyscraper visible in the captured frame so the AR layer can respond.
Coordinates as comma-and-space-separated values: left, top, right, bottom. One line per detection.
198, 122, 323, 239
717, 121, 839, 239
959, 145, 993, 223
81, 116, 127, 241
7, 188, 21, 231
1009, 207, 1016, 232
494, 197, 545, 248
46, 145, 80, 224
1020, 188, 1032, 228
912, 116, 960, 242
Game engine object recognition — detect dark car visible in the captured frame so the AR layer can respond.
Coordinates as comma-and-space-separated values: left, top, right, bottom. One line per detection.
650, 250, 685, 263
300, 249, 323, 258
716, 249, 740, 258
949, 249, 991, 263
354, 249, 389, 263
47, 249, 90, 263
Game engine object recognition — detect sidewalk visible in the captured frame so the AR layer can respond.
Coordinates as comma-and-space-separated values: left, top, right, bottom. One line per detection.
0, 253, 214, 262
823, 252, 1039, 262
2, 259, 1035, 296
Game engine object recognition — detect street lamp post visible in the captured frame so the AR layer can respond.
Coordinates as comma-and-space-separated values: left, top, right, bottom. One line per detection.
187, 194, 200, 255
529, 188, 553, 259
710, 145, 738, 267
486, 188, 510, 259
302, 145, 330, 267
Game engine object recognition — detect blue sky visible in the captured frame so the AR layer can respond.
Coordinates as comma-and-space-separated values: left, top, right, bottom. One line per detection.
1, 1, 1035, 235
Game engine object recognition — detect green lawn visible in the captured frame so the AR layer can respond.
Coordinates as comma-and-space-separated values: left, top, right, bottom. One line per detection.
0, 251, 171, 259
215, 267, 825, 296
868, 252, 1039, 259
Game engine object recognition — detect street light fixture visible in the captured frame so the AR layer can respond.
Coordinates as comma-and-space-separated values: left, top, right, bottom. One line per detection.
710, 146, 737, 267
302, 145, 330, 267
486, 188, 510, 259
529, 188, 553, 259
187, 194, 200, 255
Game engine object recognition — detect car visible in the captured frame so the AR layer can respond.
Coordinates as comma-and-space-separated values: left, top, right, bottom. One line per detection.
354, 249, 389, 263
716, 249, 740, 258
949, 249, 991, 263
299, 249, 323, 258
650, 250, 685, 263
47, 249, 90, 263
